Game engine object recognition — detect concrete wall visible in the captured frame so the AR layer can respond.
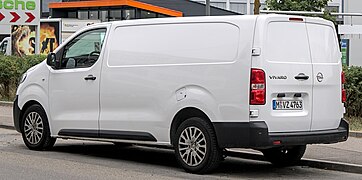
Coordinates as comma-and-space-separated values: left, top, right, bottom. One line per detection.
344, 0, 362, 66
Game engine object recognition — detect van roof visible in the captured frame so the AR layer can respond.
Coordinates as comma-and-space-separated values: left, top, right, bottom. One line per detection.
89, 14, 334, 27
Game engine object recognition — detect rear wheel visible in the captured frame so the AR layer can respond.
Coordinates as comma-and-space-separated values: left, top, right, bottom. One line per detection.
262, 145, 306, 167
174, 117, 222, 174
21, 104, 56, 150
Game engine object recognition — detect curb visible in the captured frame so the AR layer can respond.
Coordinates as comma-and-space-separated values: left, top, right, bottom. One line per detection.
0, 125, 15, 130
350, 131, 362, 138
0, 101, 13, 107
300, 158, 362, 174
226, 150, 362, 174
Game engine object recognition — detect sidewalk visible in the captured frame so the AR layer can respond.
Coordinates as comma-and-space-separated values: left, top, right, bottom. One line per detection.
0, 103, 14, 129
1, 103, 362, 173
228, 136, 362, 173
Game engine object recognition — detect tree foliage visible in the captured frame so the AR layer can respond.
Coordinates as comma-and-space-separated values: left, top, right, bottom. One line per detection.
266, 0, 330, 11
344, 66, 362, 118
265, 0, 335, 23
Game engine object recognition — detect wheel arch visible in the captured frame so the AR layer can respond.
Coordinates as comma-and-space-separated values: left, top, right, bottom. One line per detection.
19, 100, 44, 132
170, 107, 216, 146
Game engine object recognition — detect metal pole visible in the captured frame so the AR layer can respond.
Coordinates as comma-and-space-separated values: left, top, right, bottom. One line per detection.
206, 0, 210, 16
247, 0, 251, 15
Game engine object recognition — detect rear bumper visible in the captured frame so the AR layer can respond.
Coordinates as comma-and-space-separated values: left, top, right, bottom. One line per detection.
213, 119, 349, 148
13, 96, 21, 133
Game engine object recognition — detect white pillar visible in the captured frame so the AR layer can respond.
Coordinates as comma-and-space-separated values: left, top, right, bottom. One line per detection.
226, 0, 230, 10
247, 0, 251, 15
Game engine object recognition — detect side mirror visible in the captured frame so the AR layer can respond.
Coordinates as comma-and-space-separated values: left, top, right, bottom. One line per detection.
46, 52, 61, 69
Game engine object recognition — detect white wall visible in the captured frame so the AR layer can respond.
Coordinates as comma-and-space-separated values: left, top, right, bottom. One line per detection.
344, 0, 362, 66
0, 25, 10, 35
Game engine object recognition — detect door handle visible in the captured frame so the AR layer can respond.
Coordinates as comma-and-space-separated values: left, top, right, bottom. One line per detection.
294, 73, 309, 80
84, 75, 96, 81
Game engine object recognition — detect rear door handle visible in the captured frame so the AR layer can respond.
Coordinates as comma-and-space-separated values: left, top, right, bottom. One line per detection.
84, 75, 96, 81
294, 73, 309, 80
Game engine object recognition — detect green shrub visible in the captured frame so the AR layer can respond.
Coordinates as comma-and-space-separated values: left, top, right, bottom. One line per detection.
0, 55, 45, 101
344, 66, 362, 117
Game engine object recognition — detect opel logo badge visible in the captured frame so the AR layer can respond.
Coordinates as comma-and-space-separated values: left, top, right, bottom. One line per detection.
316, 72, 324, 82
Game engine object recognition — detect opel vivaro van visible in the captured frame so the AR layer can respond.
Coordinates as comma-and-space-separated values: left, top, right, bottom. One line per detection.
14, 15, 348, 174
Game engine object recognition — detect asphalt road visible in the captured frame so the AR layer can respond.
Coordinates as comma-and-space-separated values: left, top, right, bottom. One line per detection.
0, 128, 362, 179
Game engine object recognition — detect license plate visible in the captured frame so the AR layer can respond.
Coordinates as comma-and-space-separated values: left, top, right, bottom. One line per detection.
273, 100, 303, 110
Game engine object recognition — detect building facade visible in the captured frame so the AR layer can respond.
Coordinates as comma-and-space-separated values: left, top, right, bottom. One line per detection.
342, 0, 362, 66
43, 0, 239, 21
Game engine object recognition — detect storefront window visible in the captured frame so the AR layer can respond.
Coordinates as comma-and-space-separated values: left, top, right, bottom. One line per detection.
78, 11, 88, 19
158, 14, 168, 18
141, 10, 156, 18
123, 9, 136, 20
89, 10, 99, 20
109, 10, 122, 21
100, 10, 109, 22
68, 11, 77, 18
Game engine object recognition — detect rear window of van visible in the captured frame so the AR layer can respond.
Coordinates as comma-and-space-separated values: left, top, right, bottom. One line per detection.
307, 24, 340, 64
266, 22, 310, 63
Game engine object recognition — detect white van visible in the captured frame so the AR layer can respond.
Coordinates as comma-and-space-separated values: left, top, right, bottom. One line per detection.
13, 15, 348, 174
0, 37, 11, 55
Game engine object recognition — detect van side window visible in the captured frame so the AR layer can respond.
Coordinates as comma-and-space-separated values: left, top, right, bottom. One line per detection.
61, 29, 106, 69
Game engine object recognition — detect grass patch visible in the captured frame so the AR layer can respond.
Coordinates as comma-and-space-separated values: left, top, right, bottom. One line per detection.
346, 116, 362, 131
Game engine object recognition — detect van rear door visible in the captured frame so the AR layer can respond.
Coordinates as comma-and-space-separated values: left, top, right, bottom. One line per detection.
306, 19, 344, 131
252, 16, 313, 133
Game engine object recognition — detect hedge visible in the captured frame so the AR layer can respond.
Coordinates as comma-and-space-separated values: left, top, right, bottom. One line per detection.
0, 55, 362, 118
0, 55, 46, 101
344, 66, 362, 117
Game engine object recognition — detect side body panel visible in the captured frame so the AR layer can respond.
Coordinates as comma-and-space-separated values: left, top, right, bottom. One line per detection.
48, 25, 111, 134
99, 16, 256, 143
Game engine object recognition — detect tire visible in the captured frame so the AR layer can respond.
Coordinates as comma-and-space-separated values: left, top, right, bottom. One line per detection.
174, 117, 222, 174
21, 104, 56, 151
262, 145, 306, 167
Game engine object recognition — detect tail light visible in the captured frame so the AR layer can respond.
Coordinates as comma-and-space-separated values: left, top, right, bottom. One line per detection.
250, 68, 266, 105
341, 71, 346, 103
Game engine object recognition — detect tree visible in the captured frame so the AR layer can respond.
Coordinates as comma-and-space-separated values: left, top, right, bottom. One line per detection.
254, 0, 261, 14
266, 0, 330, 11
265, 0, 335, 23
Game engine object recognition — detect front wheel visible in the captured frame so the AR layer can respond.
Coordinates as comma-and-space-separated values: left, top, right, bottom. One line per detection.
174, 117, 222, 174
262, 145, 306, 167
21, 104, 56, 150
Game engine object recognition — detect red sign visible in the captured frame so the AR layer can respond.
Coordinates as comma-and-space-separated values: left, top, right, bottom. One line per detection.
25, 12, 35, 23
10, 12, 20, 23
0, 13, 4, 21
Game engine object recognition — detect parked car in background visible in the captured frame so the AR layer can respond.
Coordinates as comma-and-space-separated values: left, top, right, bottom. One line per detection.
0, 37, 11, 55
